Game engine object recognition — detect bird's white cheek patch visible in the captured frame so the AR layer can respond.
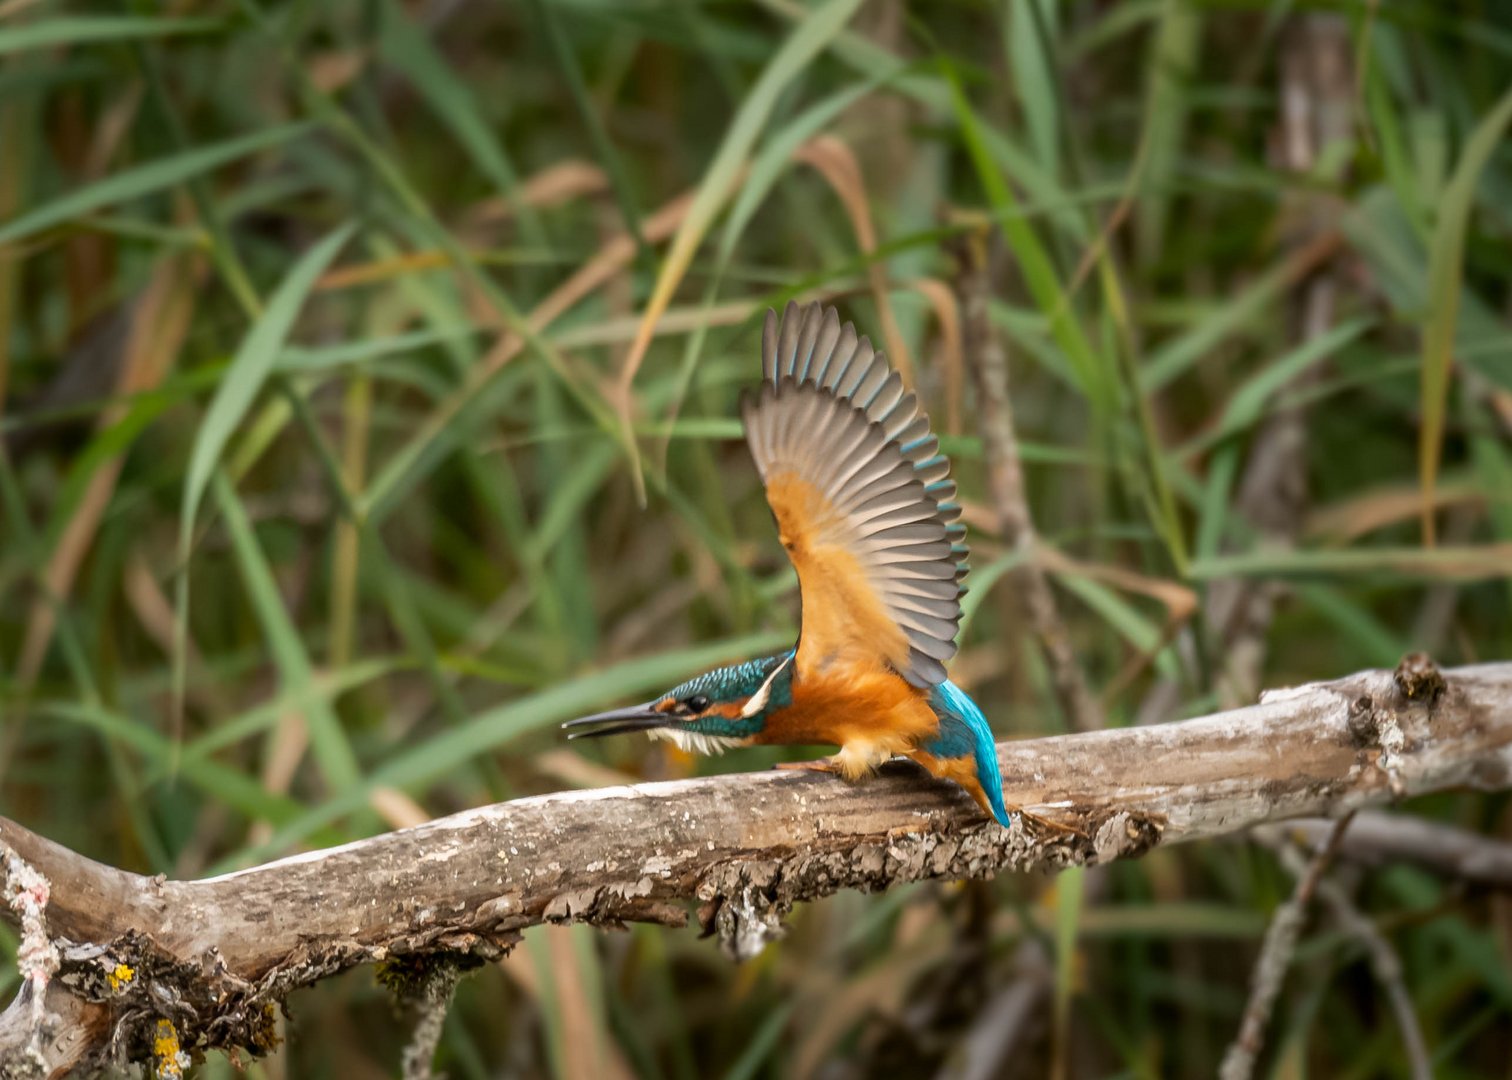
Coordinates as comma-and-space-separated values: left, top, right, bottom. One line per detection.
648, 728, 745, 756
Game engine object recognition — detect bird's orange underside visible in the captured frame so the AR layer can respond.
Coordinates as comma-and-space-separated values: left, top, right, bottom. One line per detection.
754, 660, 935, 747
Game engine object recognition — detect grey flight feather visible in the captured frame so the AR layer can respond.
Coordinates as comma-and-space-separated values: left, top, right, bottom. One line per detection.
745, 301, 971, 687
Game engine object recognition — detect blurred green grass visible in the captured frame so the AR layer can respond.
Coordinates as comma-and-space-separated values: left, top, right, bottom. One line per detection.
2, 1, 1511, 1076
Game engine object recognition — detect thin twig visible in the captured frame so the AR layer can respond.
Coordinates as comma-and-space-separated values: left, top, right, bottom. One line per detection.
953, 230, 1103, 733
1273, 841, 1433, 1080
1219, 811, 1357, 1080
932, 940, 1050, 1080
398, 959, 470, 1080
1256, 811, 1512, 890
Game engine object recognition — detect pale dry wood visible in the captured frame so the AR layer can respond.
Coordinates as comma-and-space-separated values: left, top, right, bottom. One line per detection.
2, 660, 1510, 1076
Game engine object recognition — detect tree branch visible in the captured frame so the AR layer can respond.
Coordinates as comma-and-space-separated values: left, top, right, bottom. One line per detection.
1266, 828, 1433, 1079
3, 659, 1510, 1074
1220, 811, 1356, 1080
1255, 811, 1512, 889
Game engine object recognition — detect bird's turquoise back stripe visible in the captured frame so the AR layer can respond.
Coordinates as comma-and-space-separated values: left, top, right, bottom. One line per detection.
668, 650, 795, 708
926, 680, 1012, 827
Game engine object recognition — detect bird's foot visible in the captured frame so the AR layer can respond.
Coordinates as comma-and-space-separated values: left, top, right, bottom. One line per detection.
774, 757, 842, 776
775, 745, 891, 783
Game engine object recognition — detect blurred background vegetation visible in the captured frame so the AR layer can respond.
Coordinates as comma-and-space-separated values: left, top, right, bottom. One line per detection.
2, 0, 1511, 1076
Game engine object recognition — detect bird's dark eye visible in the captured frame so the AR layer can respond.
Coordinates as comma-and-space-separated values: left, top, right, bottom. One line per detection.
685, 695, 710, 713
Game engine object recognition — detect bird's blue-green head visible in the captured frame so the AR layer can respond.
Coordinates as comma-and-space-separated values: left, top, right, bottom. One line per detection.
563, 650, 795, 753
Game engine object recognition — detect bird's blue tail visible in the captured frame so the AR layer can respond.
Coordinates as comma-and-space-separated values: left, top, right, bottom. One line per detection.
927, 680, 1013, 828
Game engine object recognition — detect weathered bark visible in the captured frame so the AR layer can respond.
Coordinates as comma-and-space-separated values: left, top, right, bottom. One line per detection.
2, 659, 1510, 1076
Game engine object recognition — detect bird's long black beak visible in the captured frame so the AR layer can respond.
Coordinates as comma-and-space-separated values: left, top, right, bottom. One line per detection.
561, 701, 669, 740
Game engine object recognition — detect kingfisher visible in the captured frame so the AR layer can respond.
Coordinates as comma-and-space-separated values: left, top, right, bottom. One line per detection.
563, 302, 1012, 828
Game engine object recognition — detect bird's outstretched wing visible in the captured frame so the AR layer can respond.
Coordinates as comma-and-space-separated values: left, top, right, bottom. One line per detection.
741, 301, 966, 687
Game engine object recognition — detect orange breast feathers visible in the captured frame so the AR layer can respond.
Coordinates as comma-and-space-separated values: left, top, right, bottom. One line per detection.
753, 659, 940, 755
765, 471, 913, 676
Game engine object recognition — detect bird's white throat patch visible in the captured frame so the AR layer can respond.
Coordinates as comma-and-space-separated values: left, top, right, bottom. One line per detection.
648, 727, 745, 756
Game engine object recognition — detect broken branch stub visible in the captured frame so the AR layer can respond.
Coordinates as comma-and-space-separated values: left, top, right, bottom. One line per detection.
1, 659, 1509, 1074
